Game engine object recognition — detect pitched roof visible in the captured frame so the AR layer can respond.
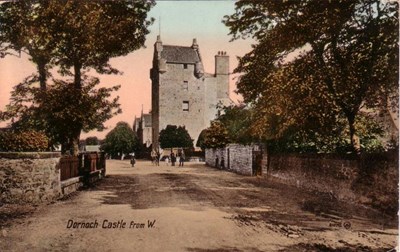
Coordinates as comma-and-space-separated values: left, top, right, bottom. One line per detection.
161, 45, 200, 64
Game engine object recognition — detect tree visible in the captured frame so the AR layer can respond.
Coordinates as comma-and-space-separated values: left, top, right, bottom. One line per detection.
196, 104, 249, 150
201, 122, 230, 149
216, 104, 254, 144
196, 129, 207, 151
101, 122, 139, 158
223, 0, 398, 153
159, 125, 193, 149
0, 1, 155, 155
85, 136, 100, 146
0, 1, 59, 90
2, 76, 121, 153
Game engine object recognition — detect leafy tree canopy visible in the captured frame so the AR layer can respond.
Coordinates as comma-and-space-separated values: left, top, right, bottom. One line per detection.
1, 75, 121, 152
85, 136, 100, 146
0, 0, 155, 154
223, 0, 398, 153
215, 103, 255, 144
101, 121, 139, 157
0, 0, 155, 87
159, 125, 193, 149
266, 113, 385, 154
200, 122, 230, 149
196, 129, 207, 151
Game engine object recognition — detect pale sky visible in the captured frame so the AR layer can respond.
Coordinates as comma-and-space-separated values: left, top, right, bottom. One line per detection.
0, 1, 253, 139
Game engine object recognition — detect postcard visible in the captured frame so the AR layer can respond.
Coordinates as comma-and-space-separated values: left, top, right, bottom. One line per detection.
0, 1, 398, 251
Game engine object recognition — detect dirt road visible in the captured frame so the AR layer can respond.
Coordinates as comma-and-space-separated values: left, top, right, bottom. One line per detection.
0, 160, 398, 251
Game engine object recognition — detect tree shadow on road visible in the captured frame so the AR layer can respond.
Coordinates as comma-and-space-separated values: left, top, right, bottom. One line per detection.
91, 171, 397, 233
91, 173, 224, 210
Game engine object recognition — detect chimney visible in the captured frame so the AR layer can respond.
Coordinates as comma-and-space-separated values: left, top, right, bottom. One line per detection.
215, 51, 229, 76
191, 38, 199, 50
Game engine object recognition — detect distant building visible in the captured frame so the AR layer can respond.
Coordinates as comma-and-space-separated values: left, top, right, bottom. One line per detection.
84, 145, 101, 152
133, 112, 152, 148
150, 36, 232, 148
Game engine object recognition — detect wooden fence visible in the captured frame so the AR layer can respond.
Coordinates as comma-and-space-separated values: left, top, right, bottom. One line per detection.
59, 152, 106, 181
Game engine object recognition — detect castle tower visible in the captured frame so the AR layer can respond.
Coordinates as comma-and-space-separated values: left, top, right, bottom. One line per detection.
150, 37, 230, 149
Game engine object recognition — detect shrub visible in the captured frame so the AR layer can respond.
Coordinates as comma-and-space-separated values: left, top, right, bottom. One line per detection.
0, 130, 49, 152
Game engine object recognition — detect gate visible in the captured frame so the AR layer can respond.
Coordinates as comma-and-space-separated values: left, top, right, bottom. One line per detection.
252, 150, 263, 176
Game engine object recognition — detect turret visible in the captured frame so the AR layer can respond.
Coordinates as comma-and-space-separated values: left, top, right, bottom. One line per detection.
155, 35, 163, 55
153, 35, 166, 73
192, 38, 204, 78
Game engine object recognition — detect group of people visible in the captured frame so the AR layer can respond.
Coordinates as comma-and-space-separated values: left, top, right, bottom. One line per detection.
129, 149, 187, 168
151, 150, 161, 166
166, 149, 185, 167
151, 148, 185, 167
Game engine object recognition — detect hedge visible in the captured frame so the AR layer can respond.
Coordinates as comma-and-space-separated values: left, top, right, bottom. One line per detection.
0, 130, 49, 152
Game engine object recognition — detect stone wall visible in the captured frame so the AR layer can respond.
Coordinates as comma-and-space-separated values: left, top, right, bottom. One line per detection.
205, 147, 228, 168
226, 144, 253, 176
0, 152, 62, 204
268, 154, 359, 201
205, 144, 264, 176
206, 145, 398, 213
268, 152, 399, 212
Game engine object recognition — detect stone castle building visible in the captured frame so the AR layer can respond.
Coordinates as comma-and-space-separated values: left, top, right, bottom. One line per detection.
133, 112, 152, 148
150, 36, 231, 148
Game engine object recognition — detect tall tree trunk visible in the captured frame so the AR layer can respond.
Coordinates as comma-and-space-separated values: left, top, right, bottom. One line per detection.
347, 115, 360, 154
70, 61, 83, 156
37, 59, 47, 91
313, 44, 362, 154
68, 129, 81, 156
74, 61, 82, 89
61, 142, 69, 155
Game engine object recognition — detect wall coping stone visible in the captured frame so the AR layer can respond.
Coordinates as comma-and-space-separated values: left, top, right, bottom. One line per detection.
0, 152, 61, 159
61, 176, 82, 187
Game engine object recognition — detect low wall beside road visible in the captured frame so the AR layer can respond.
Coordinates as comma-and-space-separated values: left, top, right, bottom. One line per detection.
205, 144, 266, 176
268, 152, 398, 214
206, 145, 398, 214
0, 152, 62, 204
0, 152, 106, 205
268, 153, 359, 200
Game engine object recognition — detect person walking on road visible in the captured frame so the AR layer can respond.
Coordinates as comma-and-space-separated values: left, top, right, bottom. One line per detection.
151, 149, 156, 165
156, 151, 160, 166
179, 149, 185, 167
130, 156, 136, 167
171, 152, 176, 166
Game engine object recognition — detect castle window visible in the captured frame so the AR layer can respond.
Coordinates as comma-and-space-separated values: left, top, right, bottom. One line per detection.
183, 64, 188, 69
183, 81, 188, 91
182, 101, 189, 111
